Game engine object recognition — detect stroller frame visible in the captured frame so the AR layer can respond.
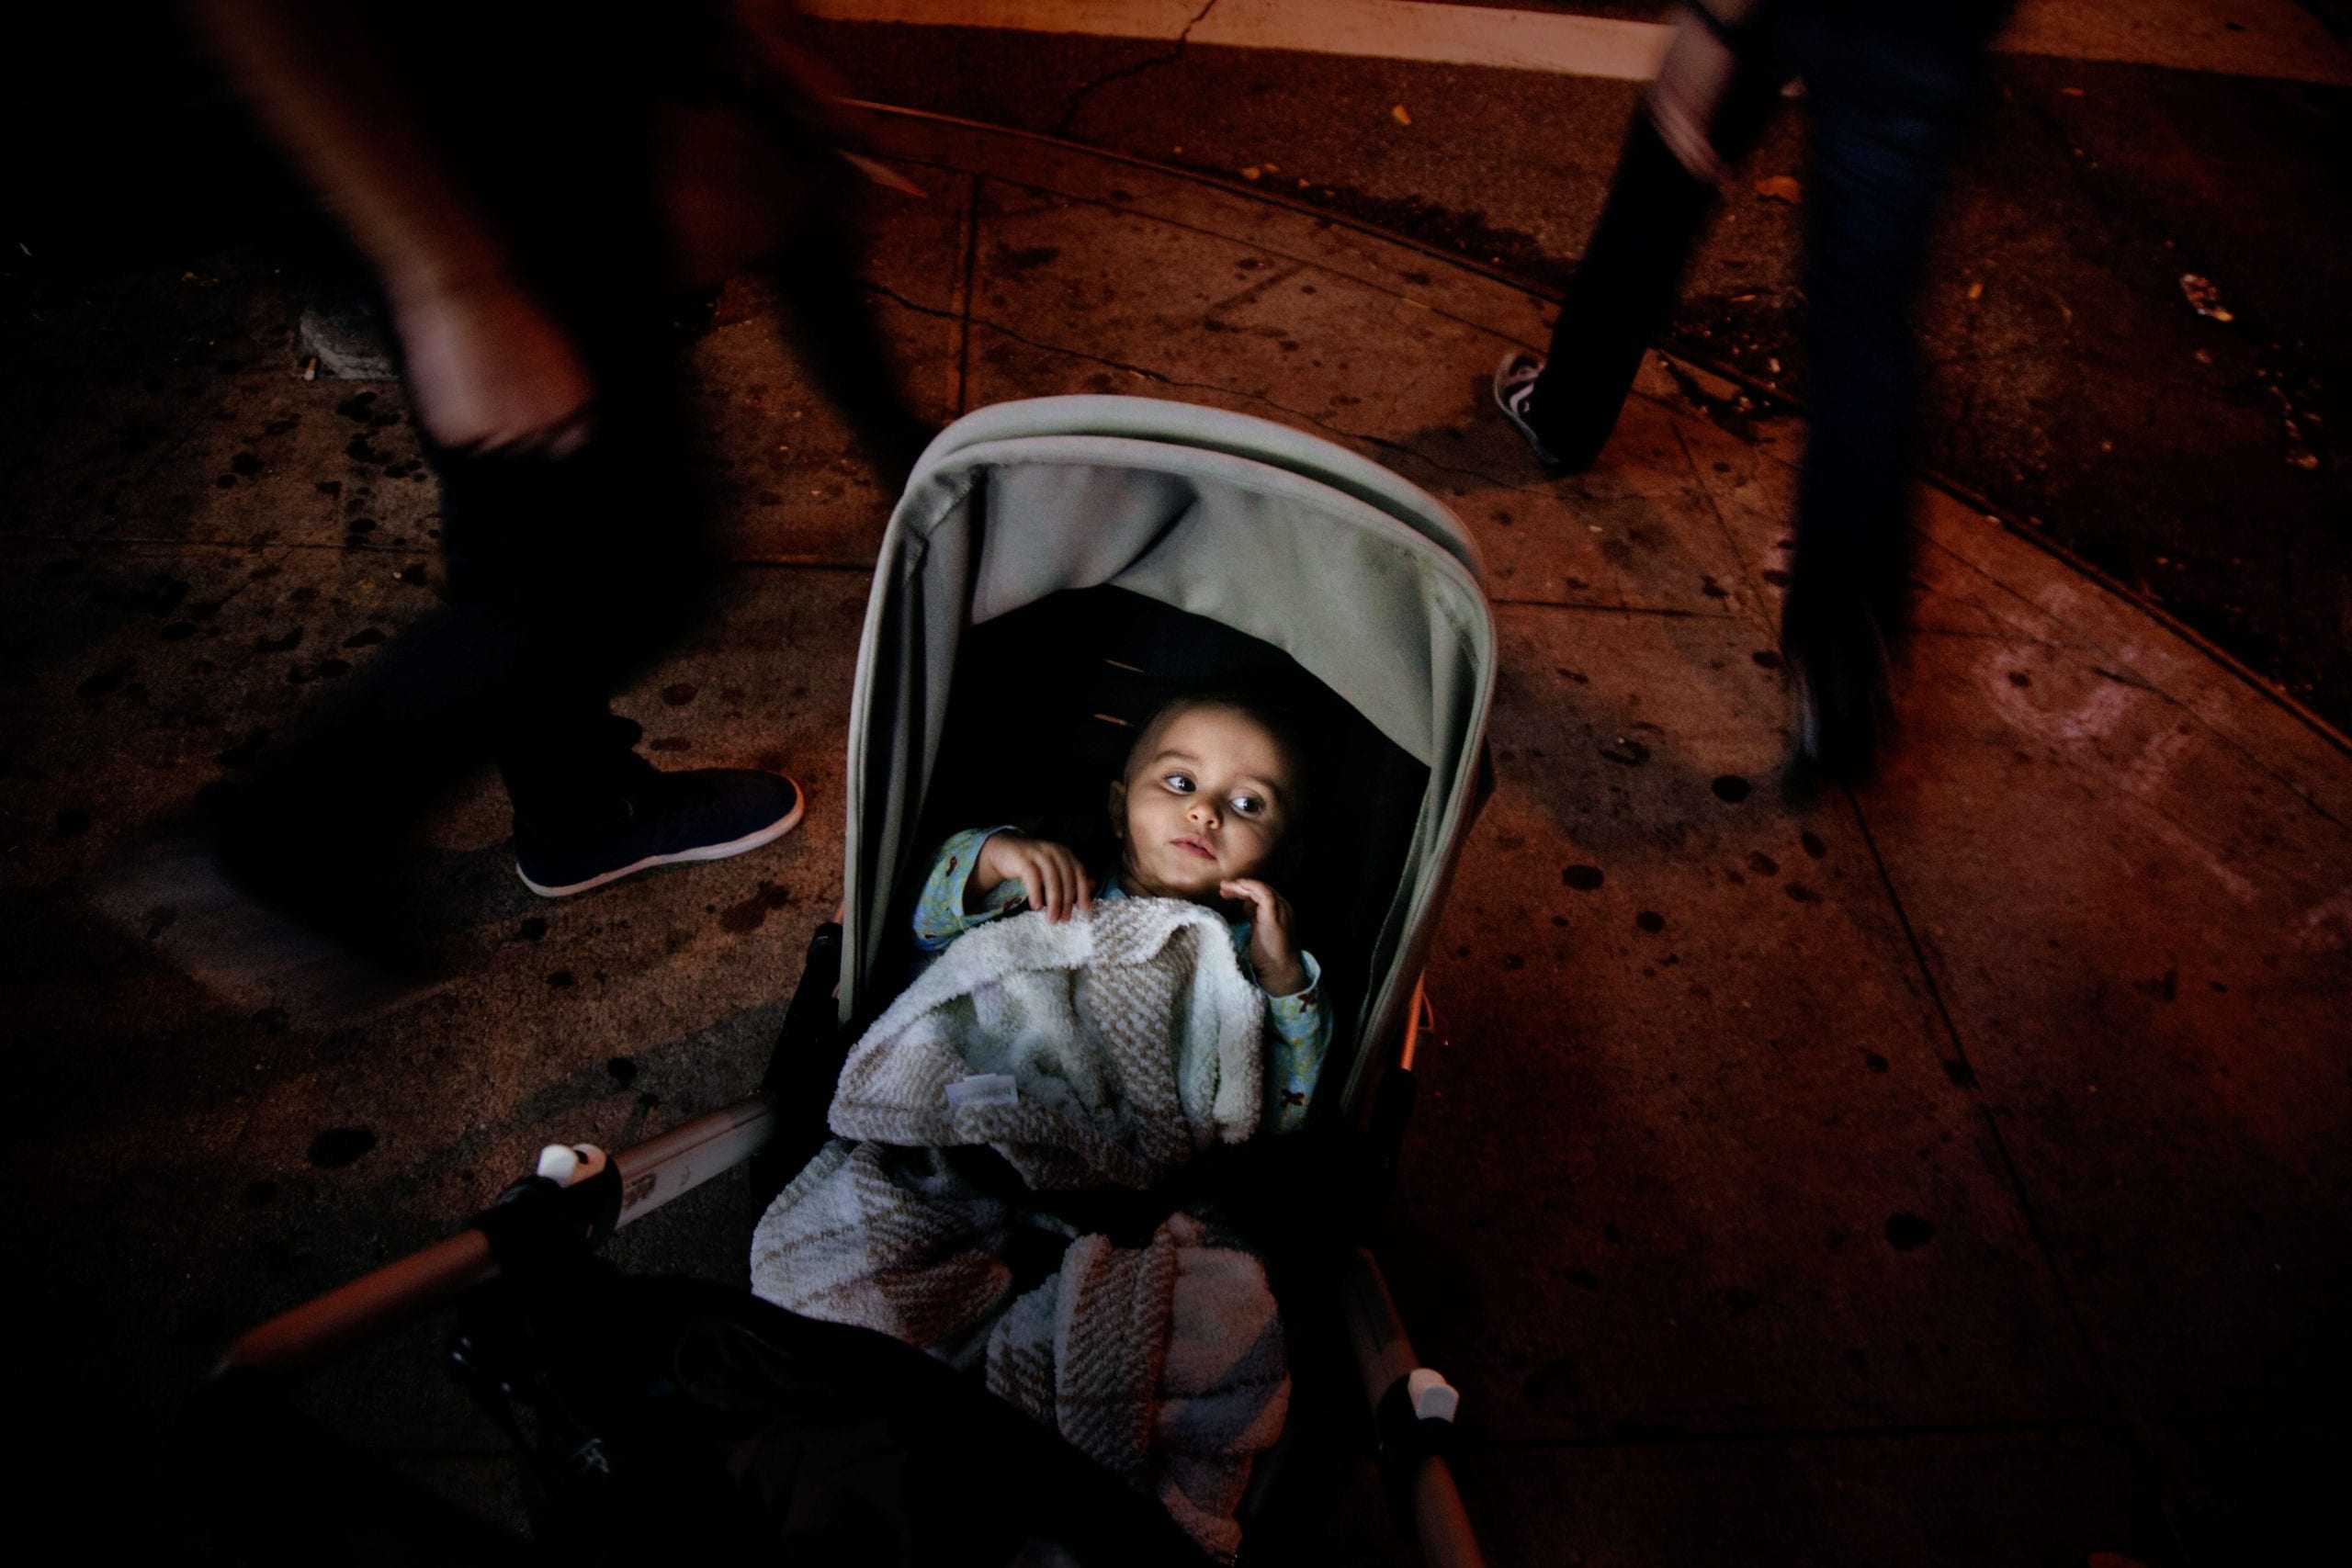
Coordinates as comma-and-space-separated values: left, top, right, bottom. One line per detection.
214, 398, 1497, 1566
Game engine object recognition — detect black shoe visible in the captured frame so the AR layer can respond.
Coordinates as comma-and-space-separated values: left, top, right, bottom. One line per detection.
1784, 611, 1894, 785
514, 767, 806, 897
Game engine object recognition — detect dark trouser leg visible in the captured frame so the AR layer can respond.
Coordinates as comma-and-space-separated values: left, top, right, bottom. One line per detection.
213, 384, 713, 931
1525, 8, 1785, 469
1777, 18, 1989, 773
434, 410, 716, 834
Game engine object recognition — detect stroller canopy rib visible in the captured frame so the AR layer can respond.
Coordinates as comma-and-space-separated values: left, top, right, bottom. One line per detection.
844, 398, 1496, 1111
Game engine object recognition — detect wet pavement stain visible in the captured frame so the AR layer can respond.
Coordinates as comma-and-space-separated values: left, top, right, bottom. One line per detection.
1711, 773, 1752, 802
1747, 851, 1780, 876
719, 881, 795, 934
1521, 1359, 1579, 1407
1863, 1050, 1891, 1072
662, 682, 699, 706
1562, 864, 1604, 891
993, 243, 1062, 274
217, 729, 270, 767
1799, 831, 1827, 859
1883, 1213, 1936, 1251
1634, 910, 1666, 933
341, 626, 387, 649
307, 1127, 376, 1168
514, 917, 548, 942
606, 1056, 639, 1088
1784, 882, 1822, 904
1943, 1059, 1980, 1088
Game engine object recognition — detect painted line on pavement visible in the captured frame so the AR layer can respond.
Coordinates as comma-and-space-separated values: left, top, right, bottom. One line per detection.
800, 0, 2352, 87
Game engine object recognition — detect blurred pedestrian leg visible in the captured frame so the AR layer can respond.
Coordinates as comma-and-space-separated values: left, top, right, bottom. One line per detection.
191, 0, 923, 969
1494, 2, 2008, 779
1497, 6, 1784, 472
1777, 6, 2002, 778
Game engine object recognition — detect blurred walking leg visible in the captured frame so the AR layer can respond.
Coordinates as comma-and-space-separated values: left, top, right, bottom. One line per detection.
1778, 11, 1998, 778
1495, 6, 1785, 471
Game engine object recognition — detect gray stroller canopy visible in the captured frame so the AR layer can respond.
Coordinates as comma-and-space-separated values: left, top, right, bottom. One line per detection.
842, 396, 1497, 1112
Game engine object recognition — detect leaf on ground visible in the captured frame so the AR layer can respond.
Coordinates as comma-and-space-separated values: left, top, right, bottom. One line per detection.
1754, 174, 1801, 203
2178, 273, 2234, 321
1391, 104, 1412, 125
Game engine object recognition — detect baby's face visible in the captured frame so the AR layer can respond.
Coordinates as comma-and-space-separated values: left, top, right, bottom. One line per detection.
1112, 705, 1298, 901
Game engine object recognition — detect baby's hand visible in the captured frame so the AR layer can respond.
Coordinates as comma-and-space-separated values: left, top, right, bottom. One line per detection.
1220, 878, 1307, 996
975, 832, 1092, 922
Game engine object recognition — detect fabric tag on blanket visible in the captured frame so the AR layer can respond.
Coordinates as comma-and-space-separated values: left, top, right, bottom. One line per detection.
946, 1073, 1020, 1110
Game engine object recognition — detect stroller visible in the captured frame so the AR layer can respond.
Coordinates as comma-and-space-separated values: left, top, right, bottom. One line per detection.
201, 397, 1498, 1566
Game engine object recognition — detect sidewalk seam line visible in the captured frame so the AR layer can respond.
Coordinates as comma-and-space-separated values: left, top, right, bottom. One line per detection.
1841, 789, 2198, 1559
1669, 419, 1776, 640
955, 172, 982, 416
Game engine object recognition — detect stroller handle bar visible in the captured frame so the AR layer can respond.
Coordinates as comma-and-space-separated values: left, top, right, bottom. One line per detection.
214, 1094, 782, 1382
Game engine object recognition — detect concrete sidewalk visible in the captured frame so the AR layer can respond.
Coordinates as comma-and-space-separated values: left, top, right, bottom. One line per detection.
4, 109, 2346, 1564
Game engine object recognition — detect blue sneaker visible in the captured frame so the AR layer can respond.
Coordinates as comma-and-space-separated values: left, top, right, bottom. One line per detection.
514, 766, 805, 897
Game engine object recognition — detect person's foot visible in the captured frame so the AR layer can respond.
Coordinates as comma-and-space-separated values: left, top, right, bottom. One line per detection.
1783, 611, 1894, 785
514, 767, 806, 897
1492, 351, 1573, 475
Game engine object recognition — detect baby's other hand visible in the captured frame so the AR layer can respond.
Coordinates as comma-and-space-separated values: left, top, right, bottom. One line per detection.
976, 832, 1092, 922
1220, 878, 1306, 996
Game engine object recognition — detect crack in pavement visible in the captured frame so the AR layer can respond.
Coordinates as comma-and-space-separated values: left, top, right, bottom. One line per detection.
1052, 0, 1221, 139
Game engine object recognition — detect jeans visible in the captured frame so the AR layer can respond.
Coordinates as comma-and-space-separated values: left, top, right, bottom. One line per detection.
1532, 2, 2008, 654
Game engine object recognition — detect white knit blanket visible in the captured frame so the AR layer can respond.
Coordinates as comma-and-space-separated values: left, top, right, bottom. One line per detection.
751, 899, 1289, 1558
986, 1212, 1290, 1561
829, 897, 1268, 1188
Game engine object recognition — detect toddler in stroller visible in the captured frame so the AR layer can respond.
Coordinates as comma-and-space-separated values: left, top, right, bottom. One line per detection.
913, 691, 1335, 1135
754, 694, 1346, 1558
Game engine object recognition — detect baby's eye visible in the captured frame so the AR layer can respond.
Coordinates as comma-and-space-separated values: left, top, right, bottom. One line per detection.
1230, 795, 1265, 817
1161, 773, 1195, 794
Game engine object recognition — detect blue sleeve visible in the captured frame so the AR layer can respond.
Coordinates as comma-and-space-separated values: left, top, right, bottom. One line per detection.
1261, 951, 1332, 1134
910, 826, 1026, 953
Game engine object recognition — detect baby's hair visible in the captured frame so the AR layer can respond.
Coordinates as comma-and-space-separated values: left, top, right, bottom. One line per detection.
1125, 687, 1313, 818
